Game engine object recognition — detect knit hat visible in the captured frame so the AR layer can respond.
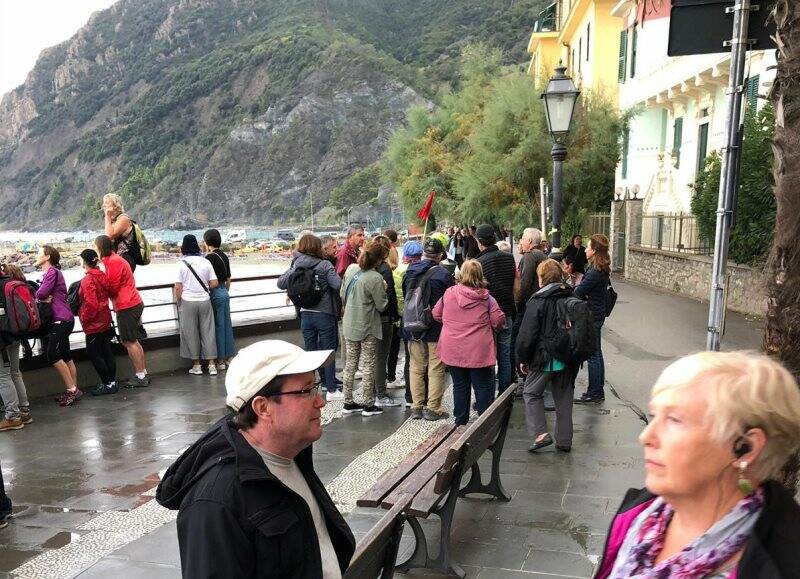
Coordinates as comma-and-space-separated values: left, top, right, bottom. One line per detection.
403, 240, 423, 258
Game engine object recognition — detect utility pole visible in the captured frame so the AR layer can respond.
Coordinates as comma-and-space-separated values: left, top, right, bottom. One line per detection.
706, 0, 754, 350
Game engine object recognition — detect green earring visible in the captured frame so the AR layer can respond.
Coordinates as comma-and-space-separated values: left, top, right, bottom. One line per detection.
737, 461, 754, 495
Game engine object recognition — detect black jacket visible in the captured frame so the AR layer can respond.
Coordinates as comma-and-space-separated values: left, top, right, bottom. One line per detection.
597, 480, 800, 578
376, 262, 399, 322
463, 235, 479, 259
563, 244, 588, 274
516, 282, 573, 368
401, 260, 455, 342
156, 418, 355, 579
476, 245, 517, 317
574, 267, 608, 322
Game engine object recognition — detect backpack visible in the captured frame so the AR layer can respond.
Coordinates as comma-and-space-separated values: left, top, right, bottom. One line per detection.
68, 280, 82, 316
0, 278, 42, 338
402, 265, 442, 335
125, 216, 151, 266
543, 296, 596, 366
286, 265, 325, 309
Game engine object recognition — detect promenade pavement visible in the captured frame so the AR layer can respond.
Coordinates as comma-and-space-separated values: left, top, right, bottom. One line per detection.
0, 279, 762, 578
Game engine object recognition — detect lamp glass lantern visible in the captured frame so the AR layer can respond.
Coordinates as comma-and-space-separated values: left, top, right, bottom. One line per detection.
540, 65, 580, 141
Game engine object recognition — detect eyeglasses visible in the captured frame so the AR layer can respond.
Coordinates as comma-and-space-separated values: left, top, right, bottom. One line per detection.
263, 385, 321, 399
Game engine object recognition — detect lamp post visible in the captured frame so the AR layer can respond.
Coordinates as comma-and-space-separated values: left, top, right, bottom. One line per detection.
541, 63, 580, 260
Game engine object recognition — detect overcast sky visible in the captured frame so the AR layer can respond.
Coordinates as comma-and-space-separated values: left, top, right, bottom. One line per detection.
0, 0, 119, 97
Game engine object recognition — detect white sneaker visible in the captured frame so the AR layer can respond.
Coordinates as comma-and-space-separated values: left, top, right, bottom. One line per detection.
386, 379, 405, 389
375, 396, 401, 408
189, 366, 203, 375
208, 365, 218, 376
327, 390, 344, 400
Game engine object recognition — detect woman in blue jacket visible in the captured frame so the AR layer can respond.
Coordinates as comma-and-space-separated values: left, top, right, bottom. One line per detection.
574, 234, 610, 403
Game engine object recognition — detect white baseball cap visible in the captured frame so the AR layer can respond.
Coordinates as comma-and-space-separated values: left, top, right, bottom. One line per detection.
225, 340, 333, 411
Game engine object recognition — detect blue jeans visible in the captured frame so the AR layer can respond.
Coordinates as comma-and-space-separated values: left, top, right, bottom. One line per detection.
496, 315, 514, 393
587, 320, 605, 396
301, 311, 339, 391
449, 366, 496, 426
210, 287, 236, 359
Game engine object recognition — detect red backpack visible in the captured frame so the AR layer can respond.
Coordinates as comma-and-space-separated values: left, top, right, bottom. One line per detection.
0, 279, 42, 337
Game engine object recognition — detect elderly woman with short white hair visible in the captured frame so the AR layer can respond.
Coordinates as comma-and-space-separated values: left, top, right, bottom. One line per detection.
596, 351, 800, 579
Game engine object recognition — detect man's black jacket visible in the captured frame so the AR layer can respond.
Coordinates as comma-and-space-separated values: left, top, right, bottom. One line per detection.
156, 418, 355, 578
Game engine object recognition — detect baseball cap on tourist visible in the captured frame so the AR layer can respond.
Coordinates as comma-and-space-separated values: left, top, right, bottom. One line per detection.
225, 340, 332, 411
423, 238, 445, 257
475, 224, 496, 244
403, 240, 423, 257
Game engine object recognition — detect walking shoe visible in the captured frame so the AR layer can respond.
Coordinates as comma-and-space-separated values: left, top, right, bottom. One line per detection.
56, 388, 83, 407
20, 410, 33, 425
342, 402, 364, 415
217, 362, 227, 370
423, 408, 450, 421
208, 365, 218, 376
556, 445, 572, 453
386, 379, 405, 389
0, 417, 24, 431
528, 433, 553, 452
90, 383, 116, 396
125, 375, 151, 388
574, 392, 604, 404
410, 407, 423, 419
188, 366, 203, 375
327, 390, 344, 401
0, 512, 10, 529
375, 396, 401, 408
361, 405, 384, 417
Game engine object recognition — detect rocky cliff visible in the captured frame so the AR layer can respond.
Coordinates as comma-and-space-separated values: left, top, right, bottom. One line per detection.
0, 0, 541, 229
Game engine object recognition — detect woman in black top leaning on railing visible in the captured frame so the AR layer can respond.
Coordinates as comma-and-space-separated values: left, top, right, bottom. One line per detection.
203, 229, 236, 370
573, 234, 610, 404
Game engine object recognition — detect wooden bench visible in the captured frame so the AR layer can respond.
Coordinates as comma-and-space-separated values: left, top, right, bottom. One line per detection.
344, 498, 410, 579
356, 385, 516, 577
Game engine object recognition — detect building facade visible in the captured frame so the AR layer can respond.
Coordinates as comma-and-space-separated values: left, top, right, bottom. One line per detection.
613, 0, 775, 216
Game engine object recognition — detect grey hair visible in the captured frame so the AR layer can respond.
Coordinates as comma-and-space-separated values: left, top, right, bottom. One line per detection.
347, 225, 364, 237
522, 227, 543, 247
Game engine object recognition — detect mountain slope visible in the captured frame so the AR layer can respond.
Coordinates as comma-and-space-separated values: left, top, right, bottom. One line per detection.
0, 0, 544, 229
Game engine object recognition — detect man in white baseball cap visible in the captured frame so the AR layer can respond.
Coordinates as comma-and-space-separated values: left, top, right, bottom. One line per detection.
157, 340, 355, 578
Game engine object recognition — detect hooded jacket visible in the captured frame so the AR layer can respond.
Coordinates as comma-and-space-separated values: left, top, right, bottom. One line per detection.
278, 253, 342, 318
78, 268, 112, 335
156, 418, 355, 579
432, 284, 506, 368
515, 282, 574, 369
595, 481, 800, 578
401, 259, 455, 342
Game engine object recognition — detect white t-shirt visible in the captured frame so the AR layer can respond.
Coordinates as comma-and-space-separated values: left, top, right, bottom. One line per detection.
175, 256, 217, 301
252, 446, 342, 579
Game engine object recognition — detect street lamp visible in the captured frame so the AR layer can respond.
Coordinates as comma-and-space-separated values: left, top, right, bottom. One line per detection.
541, 63, 580, 259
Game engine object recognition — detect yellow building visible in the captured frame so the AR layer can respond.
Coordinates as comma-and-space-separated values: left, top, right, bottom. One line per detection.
528, 0, 623, 100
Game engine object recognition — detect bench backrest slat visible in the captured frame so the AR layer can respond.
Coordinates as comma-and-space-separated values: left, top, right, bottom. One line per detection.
433, 386, 516, 494
344, 497, 411, 579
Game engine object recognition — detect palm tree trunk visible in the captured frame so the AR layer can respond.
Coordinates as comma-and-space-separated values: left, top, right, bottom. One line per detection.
764, 0, 800, 491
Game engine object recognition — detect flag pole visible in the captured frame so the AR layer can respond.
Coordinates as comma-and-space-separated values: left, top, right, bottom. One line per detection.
422, 216, 429, 242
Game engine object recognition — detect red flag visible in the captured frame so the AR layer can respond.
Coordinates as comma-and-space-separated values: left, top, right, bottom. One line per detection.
417, 190, 436, 221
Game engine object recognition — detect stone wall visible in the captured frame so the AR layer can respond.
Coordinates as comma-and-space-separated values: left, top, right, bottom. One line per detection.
625, 245, 767, 317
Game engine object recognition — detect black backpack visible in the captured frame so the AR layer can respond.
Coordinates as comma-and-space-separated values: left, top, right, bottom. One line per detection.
286, 265, 325, 309
543, 296, 596, 366
67, 280, 82, 316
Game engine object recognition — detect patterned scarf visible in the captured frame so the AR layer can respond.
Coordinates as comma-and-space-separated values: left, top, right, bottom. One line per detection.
610, 488, 764, 578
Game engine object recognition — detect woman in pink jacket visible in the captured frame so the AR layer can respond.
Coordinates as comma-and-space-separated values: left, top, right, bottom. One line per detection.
432, 259, 506, 425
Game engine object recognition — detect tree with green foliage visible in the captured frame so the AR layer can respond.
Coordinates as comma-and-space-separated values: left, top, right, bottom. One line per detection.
691, 104, 776, 265
328, 165, 381, 211
382, 44, 623, 232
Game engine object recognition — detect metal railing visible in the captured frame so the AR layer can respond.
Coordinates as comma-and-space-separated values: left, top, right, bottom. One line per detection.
639, 213, 713, 255
31, 274, 295, 353
580, 213, 611, 239
533, 3, 558, 32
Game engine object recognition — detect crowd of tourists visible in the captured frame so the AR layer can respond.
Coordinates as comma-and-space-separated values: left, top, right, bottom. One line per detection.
0, 193, 237, 430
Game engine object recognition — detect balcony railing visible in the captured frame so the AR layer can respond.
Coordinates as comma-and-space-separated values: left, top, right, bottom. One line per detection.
533, 3, 558, 32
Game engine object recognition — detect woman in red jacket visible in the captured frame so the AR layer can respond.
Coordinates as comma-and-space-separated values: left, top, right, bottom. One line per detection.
78, 249, 117, 396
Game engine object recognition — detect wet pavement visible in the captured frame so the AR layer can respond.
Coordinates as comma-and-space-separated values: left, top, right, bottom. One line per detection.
0, 279, 762, 578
